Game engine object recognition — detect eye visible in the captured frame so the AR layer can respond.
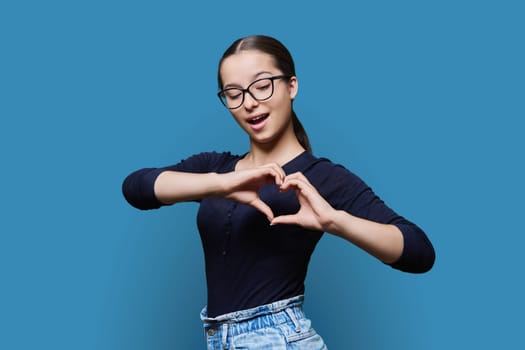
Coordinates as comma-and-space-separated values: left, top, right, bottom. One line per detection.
253, 80, 271, 91
225, 89, 243, 100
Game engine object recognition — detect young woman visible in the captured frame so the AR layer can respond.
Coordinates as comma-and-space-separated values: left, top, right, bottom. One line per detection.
122, 35, 435, 350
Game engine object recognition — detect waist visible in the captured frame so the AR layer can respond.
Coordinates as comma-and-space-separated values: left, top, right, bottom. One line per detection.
201, 294, 304, 328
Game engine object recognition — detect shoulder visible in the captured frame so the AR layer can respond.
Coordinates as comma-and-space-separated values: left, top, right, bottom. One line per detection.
304, 154, 362, 186
302, 154, 371, 207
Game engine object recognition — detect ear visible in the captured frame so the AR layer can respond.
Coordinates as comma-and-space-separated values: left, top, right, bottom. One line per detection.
288, 76, 298, 100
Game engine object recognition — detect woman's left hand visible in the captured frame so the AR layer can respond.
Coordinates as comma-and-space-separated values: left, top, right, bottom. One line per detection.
272, 172, 404, 264
271, 172, 336, 231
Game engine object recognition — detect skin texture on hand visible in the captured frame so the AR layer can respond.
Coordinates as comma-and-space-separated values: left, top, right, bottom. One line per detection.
221, 163, 286, 221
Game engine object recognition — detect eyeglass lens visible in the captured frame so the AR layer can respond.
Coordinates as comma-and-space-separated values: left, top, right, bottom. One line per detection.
220, 78, 275, 109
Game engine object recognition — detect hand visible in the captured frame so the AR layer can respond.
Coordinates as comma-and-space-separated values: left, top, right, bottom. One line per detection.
271, 172, 336, 231
221, 163, 286, 221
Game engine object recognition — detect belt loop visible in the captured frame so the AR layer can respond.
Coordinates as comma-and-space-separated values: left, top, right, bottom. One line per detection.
221, 323, 228, 349
285, 307, 301, 333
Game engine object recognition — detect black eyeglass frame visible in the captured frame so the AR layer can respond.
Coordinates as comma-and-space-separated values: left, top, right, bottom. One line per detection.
217, 75, 292, 109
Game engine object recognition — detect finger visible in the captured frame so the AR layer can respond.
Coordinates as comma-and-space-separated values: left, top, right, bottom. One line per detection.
272, 164, 286, 186
282, 172, 311, 187
270, 214, 299, 226
280, 178, 311, 193
258, 163, 285, 184
278, 178, 299, 192
269, 167, 285, 186
249, 198, 275, 221
273, 163, 287, 182
249, 168, 281, 188
252, 166, 281, 186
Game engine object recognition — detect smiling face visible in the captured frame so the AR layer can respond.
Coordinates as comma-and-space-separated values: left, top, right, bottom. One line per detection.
219, 50, 298, 147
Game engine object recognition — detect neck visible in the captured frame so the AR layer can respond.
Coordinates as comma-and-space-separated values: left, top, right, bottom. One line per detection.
245, 124, 305, 167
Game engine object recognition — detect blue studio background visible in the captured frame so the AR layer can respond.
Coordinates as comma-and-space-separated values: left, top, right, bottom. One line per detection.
1, 1, 523, 349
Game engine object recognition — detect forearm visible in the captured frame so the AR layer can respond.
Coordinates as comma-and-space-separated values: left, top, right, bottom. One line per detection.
154, 171, 224, 204
325, 210, 404, 264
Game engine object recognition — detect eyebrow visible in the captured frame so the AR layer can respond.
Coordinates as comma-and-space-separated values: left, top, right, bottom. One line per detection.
223, 71, 274, 89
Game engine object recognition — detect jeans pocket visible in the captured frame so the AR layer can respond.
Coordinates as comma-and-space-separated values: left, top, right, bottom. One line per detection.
282, 325, 327, 349
285, 327, 318, 343
278, 308, 327, 349
278, 309, 316, 343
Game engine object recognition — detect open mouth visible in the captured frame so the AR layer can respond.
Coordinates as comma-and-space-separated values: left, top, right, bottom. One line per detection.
247, 114, 269, 125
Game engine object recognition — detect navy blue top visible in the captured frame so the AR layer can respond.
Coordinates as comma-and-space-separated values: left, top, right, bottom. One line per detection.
122, 151, 435, 317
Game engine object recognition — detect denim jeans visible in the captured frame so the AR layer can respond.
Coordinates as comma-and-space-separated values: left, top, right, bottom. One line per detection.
200, 295, 327, 349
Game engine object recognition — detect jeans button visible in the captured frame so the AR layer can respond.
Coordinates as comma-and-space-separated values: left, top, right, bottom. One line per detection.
207, 328, 216, 336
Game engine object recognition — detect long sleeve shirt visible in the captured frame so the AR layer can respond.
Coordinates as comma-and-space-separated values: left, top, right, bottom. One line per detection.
122, 151, 435, 317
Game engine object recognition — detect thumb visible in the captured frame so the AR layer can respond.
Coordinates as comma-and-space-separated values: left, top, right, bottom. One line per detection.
270, 214, 298, 226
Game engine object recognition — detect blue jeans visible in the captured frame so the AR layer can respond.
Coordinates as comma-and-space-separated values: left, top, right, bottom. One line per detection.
200, 295, 327, 349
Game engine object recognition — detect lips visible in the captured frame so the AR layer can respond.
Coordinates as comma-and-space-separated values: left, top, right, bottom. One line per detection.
247, 113, 269, 125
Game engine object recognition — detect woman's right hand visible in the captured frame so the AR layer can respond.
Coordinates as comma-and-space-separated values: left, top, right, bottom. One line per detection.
219, 163, 286, 221
154, 163, 285, 221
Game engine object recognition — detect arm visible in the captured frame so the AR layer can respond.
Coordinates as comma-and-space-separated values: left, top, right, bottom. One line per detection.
325, 210, 404, 264
153, 171, 224, 204
123, 162, 286, 221
271, 172, 435, 273
271, 172, 402, 263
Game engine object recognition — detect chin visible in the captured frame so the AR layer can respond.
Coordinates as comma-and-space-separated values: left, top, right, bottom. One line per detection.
251, 132, 283, 147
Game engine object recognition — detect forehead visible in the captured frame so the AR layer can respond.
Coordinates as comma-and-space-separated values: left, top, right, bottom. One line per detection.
220, 51, 278, 85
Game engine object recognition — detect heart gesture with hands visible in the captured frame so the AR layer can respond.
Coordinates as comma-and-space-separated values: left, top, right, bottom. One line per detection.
224, 165, 333, 231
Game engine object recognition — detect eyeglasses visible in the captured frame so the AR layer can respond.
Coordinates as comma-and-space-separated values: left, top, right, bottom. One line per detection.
218, 75, 291, 109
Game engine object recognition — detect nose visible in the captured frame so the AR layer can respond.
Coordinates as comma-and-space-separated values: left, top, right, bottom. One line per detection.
242, 91, 259, 109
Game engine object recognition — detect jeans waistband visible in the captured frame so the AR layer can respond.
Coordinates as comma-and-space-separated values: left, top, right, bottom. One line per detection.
200, 295, 304, 324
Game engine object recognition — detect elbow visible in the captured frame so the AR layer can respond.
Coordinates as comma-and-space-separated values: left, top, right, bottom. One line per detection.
122, 175, 148, 210
122, 169, 163, 210
420, 242, 436, 273
390, 244, 435, 274
389, 224, 436, 274
409, 244, 435, 274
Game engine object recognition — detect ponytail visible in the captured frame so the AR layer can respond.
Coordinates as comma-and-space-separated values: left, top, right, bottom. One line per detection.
292, 111, 312, 153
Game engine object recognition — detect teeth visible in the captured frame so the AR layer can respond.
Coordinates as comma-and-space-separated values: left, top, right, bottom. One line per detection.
250, 114, 267, 123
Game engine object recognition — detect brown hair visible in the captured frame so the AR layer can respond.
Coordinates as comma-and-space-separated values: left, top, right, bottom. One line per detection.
218, 35, 312, 153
